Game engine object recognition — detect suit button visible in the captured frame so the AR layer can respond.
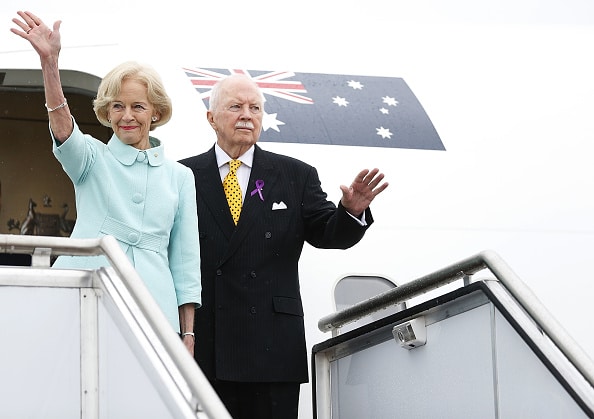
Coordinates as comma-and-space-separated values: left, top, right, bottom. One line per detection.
216, 269, 222, 276
250, 271, 256, 278
265, 232, 272, 239
250, 307, 257, 314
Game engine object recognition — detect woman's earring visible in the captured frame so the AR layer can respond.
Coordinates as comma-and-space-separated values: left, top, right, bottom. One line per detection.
152, 116, 157, 122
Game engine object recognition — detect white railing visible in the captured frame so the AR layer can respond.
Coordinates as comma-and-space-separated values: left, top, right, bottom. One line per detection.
0, 233, 231, 419
318, 250, 594, 393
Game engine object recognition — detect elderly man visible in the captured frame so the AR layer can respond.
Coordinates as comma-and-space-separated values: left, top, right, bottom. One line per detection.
180, 74, 388, 419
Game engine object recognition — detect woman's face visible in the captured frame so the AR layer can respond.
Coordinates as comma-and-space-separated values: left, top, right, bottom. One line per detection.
107, 78, 158, 150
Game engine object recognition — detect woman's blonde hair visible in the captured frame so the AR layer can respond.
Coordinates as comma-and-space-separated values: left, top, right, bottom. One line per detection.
93, 61, 172, 130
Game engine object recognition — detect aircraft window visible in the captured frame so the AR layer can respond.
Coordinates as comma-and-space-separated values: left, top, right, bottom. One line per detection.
332, 275, 404, 336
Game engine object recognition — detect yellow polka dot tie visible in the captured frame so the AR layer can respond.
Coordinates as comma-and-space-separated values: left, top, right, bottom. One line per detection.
223, 159, 242, 225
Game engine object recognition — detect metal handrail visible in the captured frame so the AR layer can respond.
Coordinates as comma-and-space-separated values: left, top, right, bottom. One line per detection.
1, 233, 105, 257
317, 249, 594, 390
0, 233, 231, 419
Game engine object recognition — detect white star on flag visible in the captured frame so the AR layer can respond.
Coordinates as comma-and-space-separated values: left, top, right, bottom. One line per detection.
262, 112, 285, 132
347, 80, 364, 90
333, 96, 349, 107
376, 127, 393, 139
382, 96, 399, 107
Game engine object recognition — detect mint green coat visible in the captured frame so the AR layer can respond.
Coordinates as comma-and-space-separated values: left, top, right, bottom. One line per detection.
51, 120, 201, 331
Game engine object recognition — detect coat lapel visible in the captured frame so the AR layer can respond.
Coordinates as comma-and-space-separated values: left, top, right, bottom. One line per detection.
224, 146, 280, 258
193, 147, 236, 239
193, 145, 282, 263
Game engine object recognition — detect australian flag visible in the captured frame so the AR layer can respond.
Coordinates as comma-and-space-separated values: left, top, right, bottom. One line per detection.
184, 68, 444, 151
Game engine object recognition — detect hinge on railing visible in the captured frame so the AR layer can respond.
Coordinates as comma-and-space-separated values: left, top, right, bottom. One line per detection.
31, 247, 52, 267
463, 274, 472, 286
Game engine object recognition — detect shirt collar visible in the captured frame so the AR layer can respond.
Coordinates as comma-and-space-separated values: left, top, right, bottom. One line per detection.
108, 135, 165, 166
215, 143, 254, 169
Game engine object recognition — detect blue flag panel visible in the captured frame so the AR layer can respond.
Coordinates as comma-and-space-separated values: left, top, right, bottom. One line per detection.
184, 68, 444, 151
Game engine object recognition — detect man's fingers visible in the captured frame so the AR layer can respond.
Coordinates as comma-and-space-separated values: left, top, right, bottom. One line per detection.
368, 172, 385, 189
372, 182, 389, 196
354, 169, 370, 184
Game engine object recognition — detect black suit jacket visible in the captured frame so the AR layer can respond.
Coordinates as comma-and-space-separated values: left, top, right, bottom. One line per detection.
179, 145, 373, 383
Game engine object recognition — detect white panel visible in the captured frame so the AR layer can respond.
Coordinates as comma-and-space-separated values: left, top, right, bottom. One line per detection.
0, 286, 80, 418
97, 301, 172, 419
495, 309, 589, 418
331, 303, 496, 419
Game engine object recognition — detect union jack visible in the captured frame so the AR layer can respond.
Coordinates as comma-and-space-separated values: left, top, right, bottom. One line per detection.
183, 68, 313, 104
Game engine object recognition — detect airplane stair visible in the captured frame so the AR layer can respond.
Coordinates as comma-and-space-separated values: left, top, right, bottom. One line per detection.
0, 234, 231, 419
313, 251, 594, 418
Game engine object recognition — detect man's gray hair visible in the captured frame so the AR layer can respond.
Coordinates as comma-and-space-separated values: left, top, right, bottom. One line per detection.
209, 74, 265, 112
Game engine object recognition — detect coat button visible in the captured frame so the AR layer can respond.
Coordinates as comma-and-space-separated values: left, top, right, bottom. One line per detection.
128, 232, 139, 243
250, 307, 257, 314
136, 152, 146, 162
265, 232, 272, 239
250, 271, 256, 278
216, 269, 222, 276
132, 193, 143, 203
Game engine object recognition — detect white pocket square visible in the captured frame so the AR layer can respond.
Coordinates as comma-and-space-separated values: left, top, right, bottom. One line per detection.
272, 201, 287, 210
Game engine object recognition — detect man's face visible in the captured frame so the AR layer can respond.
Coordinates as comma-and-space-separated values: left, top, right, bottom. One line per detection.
207, 77, 263, 154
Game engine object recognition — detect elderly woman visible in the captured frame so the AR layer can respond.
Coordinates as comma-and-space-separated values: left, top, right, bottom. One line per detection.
11, 11, 201, 354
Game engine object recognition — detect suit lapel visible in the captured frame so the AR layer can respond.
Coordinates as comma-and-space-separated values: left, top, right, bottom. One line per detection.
241, 146, 279, 223
224, 146, 280, 257
193, 147, 236, 239
193, 145, 282, 263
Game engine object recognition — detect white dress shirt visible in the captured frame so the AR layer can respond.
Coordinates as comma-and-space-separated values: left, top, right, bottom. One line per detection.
215, 143, 254, 203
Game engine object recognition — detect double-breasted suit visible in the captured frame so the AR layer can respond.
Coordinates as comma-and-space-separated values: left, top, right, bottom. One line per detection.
180, 144, 373, 384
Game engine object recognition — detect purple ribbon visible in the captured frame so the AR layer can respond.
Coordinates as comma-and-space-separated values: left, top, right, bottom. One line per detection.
250, 179, 265, 201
